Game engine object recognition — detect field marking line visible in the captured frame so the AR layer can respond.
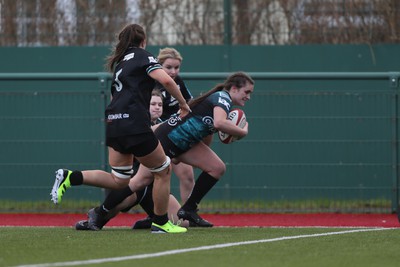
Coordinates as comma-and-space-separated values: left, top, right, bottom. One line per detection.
12, 228, 394, 267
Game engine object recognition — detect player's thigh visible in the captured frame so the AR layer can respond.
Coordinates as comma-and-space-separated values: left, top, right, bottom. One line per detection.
108, 146, 133, 167
136, 142, 168, 169
178, 142, 225, 175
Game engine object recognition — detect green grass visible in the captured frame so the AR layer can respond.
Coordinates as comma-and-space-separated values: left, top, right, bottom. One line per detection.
1, 227, 399, 267
0, 200, 103, 213
0, 198, 392, 213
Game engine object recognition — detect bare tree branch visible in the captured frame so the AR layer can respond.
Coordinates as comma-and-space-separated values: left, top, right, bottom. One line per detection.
0, 0, 398, 46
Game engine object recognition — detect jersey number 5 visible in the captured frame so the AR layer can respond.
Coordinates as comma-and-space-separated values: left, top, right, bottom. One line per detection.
113, 69, 123, 92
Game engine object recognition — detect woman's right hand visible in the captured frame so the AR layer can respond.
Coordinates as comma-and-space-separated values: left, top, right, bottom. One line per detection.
178, 103, 191, 118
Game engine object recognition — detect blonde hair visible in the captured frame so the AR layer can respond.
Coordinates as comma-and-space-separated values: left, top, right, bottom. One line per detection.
157, 47, 183, 65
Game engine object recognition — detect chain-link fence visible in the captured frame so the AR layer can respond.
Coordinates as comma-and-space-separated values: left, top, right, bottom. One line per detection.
0, 0, 399, 46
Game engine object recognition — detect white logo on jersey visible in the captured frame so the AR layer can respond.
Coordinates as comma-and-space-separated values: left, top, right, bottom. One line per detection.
123, 53, 134, 61
202, 116, 213, 125
107, 113, 129, 121
148, 56, 158, 63
218, 97, 231, 110
202, 116, 215, 130
169, 95, 176, 106
167, 115, 181, 126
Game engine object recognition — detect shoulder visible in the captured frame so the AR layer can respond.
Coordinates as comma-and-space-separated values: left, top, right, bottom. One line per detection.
134, 48, 159, 65
208, 91, 232, 111
175, 76, 188, 89
174, 75, 184, 84
211, 90, 231, 100
175, 76, 192, 98
135, 47, 155, 57
139, 49, 162, 73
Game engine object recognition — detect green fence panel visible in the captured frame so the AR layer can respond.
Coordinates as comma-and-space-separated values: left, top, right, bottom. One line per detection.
0, 45, 399, 73
0, 75, 109, 202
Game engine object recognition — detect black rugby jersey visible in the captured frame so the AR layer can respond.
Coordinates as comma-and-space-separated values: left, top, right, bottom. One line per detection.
163, 90, 232, 151
155, 75, 193, 121
105, 47, 162, 137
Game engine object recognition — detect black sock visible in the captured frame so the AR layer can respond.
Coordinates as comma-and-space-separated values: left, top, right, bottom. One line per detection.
152, 213, 168, 225
139, 188, 155, 218
182, 172, 218, 211
102, 186, 134, 212
70, 171, 83, 186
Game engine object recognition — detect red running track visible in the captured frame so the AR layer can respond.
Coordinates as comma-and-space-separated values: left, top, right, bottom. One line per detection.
0, 213, 399, 228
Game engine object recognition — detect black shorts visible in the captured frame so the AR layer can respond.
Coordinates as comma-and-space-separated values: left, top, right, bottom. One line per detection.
106, 132, 159, 157
154, 126, 185, 159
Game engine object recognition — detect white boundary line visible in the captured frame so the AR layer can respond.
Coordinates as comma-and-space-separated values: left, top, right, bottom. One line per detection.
12, 228, 394, 267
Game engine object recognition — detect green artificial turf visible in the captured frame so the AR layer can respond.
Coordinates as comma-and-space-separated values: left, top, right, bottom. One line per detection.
1, 227, 399, 267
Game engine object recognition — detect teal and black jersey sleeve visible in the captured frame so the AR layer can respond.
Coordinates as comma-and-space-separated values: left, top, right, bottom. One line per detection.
206, 90, 232, 114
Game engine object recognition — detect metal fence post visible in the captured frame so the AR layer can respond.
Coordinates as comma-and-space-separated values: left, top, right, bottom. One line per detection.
390, 72, 400, 213
98, 74, 109, 172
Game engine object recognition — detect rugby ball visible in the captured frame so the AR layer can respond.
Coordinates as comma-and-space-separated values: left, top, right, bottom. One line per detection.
218, 108, 246, 144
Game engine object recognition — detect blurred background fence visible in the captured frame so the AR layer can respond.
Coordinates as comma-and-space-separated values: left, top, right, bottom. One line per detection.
1, 71, 399, 213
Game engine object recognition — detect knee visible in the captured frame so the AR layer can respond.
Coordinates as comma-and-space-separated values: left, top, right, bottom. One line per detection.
110, 165, 134, 188
112, 176, 130, 188
149, 156, 171, 175
153, 164, 172, 180
210, 162, 226, 179
218, 163, 226, 177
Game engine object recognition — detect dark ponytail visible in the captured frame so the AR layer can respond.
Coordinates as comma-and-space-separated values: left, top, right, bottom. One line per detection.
188, 72, 254, 108
105, 24, 146, 72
